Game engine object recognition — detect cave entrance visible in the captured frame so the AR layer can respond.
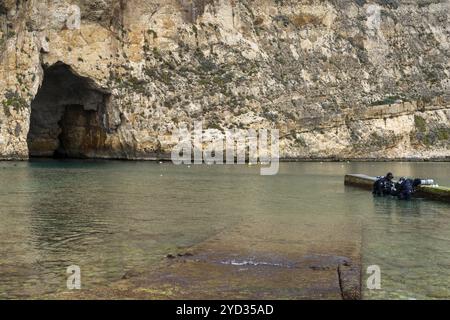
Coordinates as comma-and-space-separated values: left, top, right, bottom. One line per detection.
27, 63, 109, 159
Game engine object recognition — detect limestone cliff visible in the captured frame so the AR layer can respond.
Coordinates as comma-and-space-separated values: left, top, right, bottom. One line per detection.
0, 0, 449, 160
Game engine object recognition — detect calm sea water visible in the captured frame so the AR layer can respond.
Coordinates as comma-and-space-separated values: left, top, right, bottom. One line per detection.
0, 161, 449, 299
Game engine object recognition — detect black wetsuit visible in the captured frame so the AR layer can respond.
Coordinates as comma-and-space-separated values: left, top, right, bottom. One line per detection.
373, 177, 394, 196
396, 179, 414, 200
395, 179, 422, 200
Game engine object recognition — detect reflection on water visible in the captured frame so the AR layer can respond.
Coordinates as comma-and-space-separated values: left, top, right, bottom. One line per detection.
0, 161, 449, 299
364, 197, 450, 299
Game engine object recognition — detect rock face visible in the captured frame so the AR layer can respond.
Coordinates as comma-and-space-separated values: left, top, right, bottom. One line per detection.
0, 0, 449, 160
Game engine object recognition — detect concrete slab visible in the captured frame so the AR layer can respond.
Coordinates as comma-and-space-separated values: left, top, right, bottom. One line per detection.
345, 174, 450, 203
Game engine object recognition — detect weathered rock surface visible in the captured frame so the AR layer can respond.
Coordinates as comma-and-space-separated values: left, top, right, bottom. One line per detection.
0, 0, 449, 160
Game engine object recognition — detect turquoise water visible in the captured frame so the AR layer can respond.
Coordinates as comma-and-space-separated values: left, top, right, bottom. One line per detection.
0, 161, 449, 299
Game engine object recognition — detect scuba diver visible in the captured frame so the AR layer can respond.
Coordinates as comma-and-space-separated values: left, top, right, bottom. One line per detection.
373, 173, 434, 201
393, 177, 423, 200
373, 172, 395, 196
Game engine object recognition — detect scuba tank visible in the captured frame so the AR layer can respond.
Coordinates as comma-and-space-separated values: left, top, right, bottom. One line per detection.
420, 179, 435, 186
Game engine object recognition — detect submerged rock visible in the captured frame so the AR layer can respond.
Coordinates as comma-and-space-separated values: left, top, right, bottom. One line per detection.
121, 270, 141, 280
177, 252, 194, 257
338, 264, 361, 300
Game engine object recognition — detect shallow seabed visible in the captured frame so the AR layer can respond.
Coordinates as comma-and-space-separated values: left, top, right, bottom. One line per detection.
0, 161, 449, 299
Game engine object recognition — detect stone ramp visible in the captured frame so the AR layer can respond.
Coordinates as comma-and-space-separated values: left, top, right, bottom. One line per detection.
54, 211, 362, 300
56, 253, 360, 300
